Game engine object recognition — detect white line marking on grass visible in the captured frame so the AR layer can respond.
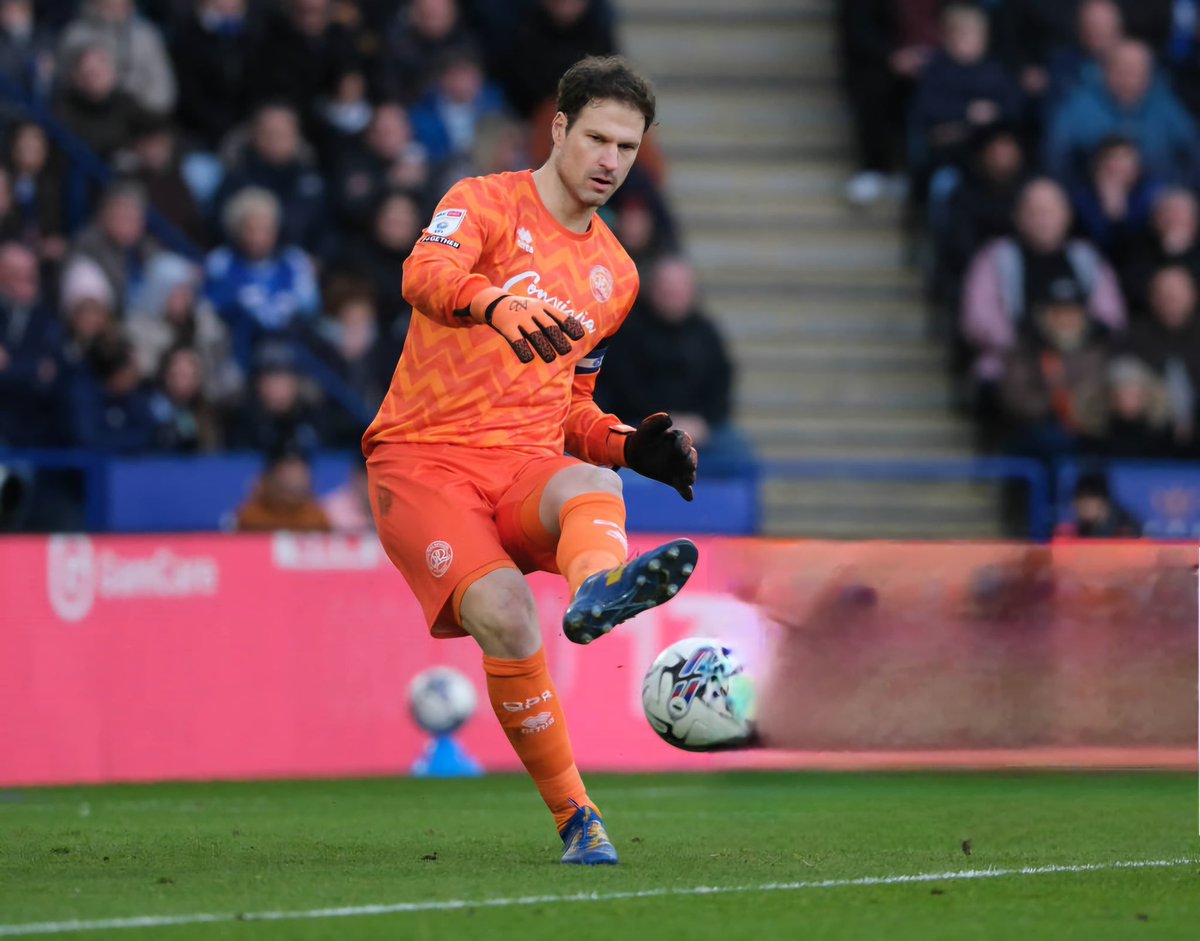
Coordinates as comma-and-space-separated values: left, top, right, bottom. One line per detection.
0, 857, 1193, 937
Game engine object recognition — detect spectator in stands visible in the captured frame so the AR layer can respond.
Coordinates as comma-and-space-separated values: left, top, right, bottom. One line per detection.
1042, 0, 1126, 111
1055, 469, 1142, 537
204, 186, 320, 371
1068, 135, 1160, 256
609, 169, 681, 271
998, 281, 1110, 461
5, 121, 65, 261
0, 169, 22, 244
226, 340, 325, 455
235, 446, 331, 532
409, 47, 508, 170
115, 112, 208, 247
0, 242, 63, 447
838, 0, 939, 205
910, 2, 1021, 179
1119, 188, 1200, 310
215, 102, 327, 252
331, 102, 430, 235
596, 256, 750, 472
68, 331, 159, 454
930, 123, 1028, 311
60, 0, 177, 115
376, 0, 477, 104
993, 0, 1085, 102
498, 0, 617, 118
59, 256, 118, 366
962, 178, 1126, 388
300, 281, 395, 448
65, 180, 159, 313
326, 188, 420, 340
320, 463, 373, 532
1044, 39, 1199, 187
125, 251, 242, 406
149, 344, 221, 452
1123, 264, 1200, 451
172, 0, 258, 151
53, 43, 147, 160
1103, 354, 1175, 457
248, 0, 358, 131
1161, 0, 1200, 121
312, 64, 374, 169
0, 0, 55, 104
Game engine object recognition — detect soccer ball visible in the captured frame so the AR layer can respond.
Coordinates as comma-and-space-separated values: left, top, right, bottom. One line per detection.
642, 638, 756, 752
408, 666, 477, 736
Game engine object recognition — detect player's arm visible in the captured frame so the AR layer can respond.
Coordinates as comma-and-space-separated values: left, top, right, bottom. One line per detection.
402, 180, 584, 364
564, 343, 698, 501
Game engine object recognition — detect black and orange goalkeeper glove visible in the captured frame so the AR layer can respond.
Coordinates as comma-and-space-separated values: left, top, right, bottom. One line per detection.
621, 412, 698, 501
468, 287, 585, 364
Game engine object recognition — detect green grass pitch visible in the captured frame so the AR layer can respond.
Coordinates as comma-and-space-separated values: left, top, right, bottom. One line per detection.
1, 771, 1196, 939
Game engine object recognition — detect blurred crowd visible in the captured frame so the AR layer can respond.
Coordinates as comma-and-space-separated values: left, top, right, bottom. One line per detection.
839, 0, 1200, 470
0, 0, 745, 531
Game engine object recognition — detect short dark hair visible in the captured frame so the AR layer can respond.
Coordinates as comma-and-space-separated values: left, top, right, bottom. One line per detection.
556, 55, 656, 132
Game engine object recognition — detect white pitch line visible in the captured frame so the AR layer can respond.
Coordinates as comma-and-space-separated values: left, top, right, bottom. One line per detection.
0, 857, 1192, 937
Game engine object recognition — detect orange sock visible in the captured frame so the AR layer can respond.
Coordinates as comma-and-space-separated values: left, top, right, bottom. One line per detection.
556, 492, 627, 596
483, 648, 597, 830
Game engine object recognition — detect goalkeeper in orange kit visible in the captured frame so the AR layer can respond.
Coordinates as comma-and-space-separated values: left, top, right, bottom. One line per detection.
363, 56, 697, 865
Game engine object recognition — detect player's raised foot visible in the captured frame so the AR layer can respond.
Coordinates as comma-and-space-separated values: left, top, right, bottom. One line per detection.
559, 802, 618, 865
563, 538, 698, 645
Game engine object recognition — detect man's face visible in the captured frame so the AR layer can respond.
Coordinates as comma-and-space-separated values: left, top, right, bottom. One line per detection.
368, 104, 411, 155
551, 99, 645, 211
376, 196, 419, 248
237, 207, 279, 259
74, 48, 117, 99
0, 1, 32, 35
1079, 0, 1122, 57
1017, 182, 1071, 252
650, 259, 697, 323
102, 195, 146, 247
1149, 268, 1196, 328
943, 11, 987, 64
0, 245, 39, 306
11, 125, 47, 172
265, 458, 312, 508
1105, 42, 1151, 106
253, 108, 300, 164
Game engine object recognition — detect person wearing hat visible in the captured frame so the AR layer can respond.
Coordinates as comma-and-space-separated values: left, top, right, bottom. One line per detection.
225, 338, 324, 455
1055, 469, 1142, 537
234, 445, 331, 532
999, 277, 1112, 460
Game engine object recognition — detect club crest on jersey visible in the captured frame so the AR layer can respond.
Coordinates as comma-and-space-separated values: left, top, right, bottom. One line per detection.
429, 208, 466, 237
515, 226, 534, 254
589, 265, 614, 303
425, 540, 453, 577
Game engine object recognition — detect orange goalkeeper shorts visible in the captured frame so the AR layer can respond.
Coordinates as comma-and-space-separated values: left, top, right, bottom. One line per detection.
366, 441, 580, 637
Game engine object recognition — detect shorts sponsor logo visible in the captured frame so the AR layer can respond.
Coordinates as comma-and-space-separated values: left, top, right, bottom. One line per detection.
589, 265, 614, 303
502, 690, 554, 712
419, 234, 461, 249
520, 711, 555, 734
46, 535, 220, 623
429, 208, 466, 236
516, 226, 534, 254
426, 540, 454, 578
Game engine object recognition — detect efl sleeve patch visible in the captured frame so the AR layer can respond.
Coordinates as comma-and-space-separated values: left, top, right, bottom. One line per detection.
428, 208, 467, 237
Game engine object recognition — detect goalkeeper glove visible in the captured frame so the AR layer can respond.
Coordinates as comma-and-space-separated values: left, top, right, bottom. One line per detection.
621, 412, 698, 502
468, 286, 585, 364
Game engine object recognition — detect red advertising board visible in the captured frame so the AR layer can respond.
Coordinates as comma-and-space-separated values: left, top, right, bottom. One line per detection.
0, 533, 765, 786
1, 535, 1193, 787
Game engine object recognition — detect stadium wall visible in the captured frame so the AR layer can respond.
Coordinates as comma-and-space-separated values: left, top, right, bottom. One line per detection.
0, 535, 1194, 787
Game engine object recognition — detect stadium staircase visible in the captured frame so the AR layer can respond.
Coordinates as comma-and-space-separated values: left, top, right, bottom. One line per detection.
617, 0, 1005, 538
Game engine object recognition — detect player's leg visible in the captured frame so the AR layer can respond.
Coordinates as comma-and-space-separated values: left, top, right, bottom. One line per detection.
536, 463, 698, 645
458, 568, 617, 865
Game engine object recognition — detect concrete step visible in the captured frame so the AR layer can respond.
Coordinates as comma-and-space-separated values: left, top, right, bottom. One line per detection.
620, 21, 833, 84
740, 381, 956, 411
620, 0, 828, 24
740, 413, 973, 450
731, 338, 944, 369
667, 159, 856, 201
754, 440, 976, 461
675, 198, 900, 233
759, 513, 1005, 540
691, 234, 905, 274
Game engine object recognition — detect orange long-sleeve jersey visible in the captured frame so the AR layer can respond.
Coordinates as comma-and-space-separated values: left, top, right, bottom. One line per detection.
362, 170, 640, 466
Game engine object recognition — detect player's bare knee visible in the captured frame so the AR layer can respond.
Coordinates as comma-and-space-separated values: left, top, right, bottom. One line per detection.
460, 572, 541, 658
540, 465, 623, 534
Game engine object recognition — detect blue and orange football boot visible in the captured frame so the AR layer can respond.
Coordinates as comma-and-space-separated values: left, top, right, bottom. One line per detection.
560, 802, 619, 865
562, 538, 698, 645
